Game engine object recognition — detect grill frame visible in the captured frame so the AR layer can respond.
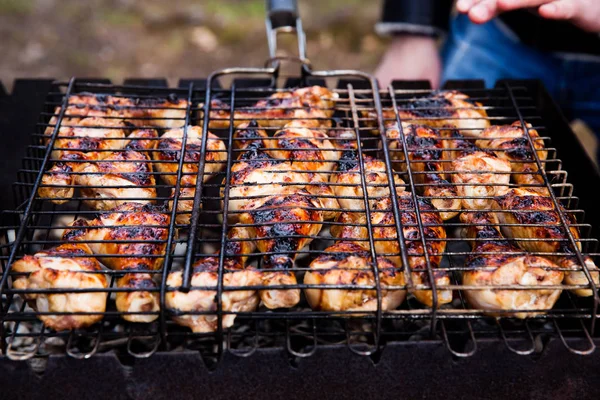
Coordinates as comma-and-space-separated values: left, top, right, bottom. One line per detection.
0, 76, 598, 366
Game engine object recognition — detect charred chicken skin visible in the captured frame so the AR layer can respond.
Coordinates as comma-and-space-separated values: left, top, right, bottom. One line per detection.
365, 91, 490, 137
74, 129, 159, 211
166, 227, 261, 333
443, 129, 511, 210
204, 86, 338, 129
44, 92, 188, 132
385, 123, 461, 220
238, 190, 324, 309
12, 243, 108, 331
266, 120, 341, 181
331, 192, 452, 307
476, 121, 547, 190
304, 241, 406, 312
153, 125, 227, 224
38, 117, 128, 204
226, 121, 339, 221
460, 212, 563, 318
330, 152, 405, 211
63, 203, 170, 322
492, 188, 599, 297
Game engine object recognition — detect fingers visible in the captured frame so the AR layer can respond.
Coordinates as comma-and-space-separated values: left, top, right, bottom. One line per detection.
456, 0, 478, 13
496, 0, 552, 10
538, 0, 577, 20
468, 0, 501, 24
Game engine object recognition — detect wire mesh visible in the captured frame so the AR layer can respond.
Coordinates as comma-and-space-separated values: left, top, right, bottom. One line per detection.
0, 77, 598, 363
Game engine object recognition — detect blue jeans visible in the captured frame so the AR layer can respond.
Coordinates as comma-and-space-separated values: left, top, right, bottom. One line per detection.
441, 14, 600, 138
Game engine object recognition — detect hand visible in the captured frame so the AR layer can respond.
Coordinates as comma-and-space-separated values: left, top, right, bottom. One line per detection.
374, 35, 442, 90
456, 0, 600, 32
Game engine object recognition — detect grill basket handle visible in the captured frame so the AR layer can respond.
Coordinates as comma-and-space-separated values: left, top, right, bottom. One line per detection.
265, 0, 309, 68
267, 0, 298, 29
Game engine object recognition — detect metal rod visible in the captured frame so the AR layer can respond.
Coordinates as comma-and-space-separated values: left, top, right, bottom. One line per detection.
158, 82, 195, 344
387, 85, 441, 335
504, 82, 599, 332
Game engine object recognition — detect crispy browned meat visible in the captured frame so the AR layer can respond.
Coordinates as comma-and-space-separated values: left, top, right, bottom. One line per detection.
166, 227, 261, 333
385, 123, 461, 220
364, 91, 490, 137
45, 93, 188, 132
330, 152, 405, 211
266, 121, 341, 180
226, 122, 339, 221
63, 203, 170, 322
331, 192, 451, 307
202, 86, 338, 129
304, 241, 406, 312
12, 243, 108, 331
38, 117, 128, 204
238, 190, 324, 309
476, 121, 548, 190
443, 129, 511, 210
460, 212, 563, 318
153, 125, 227, 224
493, 188, 599, 297
74, 129, 159, 210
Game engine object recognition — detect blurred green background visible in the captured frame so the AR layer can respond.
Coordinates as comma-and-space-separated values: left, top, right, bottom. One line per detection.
0, 0, 384, 85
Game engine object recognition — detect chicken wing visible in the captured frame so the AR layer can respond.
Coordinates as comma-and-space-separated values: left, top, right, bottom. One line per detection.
74, 129, 159, 211
385, 123, 461, 220
266, 121, 341, 180
476, 121, 547, 190
238, 190, 324, 309
492, 188, 599, 297
331, 192, 452, 307
166, 227, 261, 333
12, 243, 108, 331
38, 117, 128, 204
460, 212, 563, 318
364, 91, 490, 137
330, 152, 405, 211
63, 203, 170, 322
304, 241, 406, 312
203, 86, 338, 129
45, 92, 188, 132
153, 125, 227, 224
226, 121, 339, 221
443, 129, 511, 210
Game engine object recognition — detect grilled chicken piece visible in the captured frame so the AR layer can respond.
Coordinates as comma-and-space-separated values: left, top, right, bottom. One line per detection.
226, 122, 339, 221
45, 93, 188, 133
12, 243, 108, 331
238, 190, 324, 309
74, 129, 159, 210
365, 91, 489, 137
204, 86, 338, 129
166, 227, 261, 333
63, 203, 170, 322
304, 241, 406, 312
331, 193, 451, 307
266, 121, 341, 180
443, 129, 511, 210
493, 188, 599, 297
153, 125, 227, 224
385, 123, 461, 220
476, 121, 547, 190
38, 117, 128, 203
460, 212, 563, 318
330, 152, 405, 211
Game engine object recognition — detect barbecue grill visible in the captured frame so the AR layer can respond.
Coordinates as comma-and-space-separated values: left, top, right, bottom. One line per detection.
1, 1, 600, 399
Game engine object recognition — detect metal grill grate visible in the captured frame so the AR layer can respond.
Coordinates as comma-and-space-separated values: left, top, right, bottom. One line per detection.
0, 76, 598, 362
